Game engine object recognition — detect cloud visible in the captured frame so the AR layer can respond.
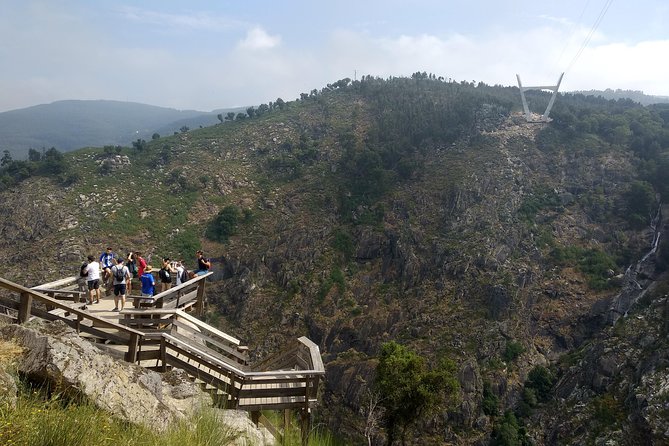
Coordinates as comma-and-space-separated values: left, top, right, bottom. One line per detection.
117, 6, 244, 31
237, 27, 281, 50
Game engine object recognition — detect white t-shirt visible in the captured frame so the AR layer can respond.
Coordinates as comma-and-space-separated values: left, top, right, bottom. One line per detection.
111, 265, 129, 285
85, 262, 101, 281
176, 265, 185, 285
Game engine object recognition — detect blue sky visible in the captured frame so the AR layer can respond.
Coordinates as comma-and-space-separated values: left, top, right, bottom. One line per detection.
1, 0, 667, 112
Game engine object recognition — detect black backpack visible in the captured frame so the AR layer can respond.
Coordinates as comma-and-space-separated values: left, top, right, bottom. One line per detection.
114, 265, 125, 282
179, 268, 189, 283
80, 263, 88, 277
159, 267, 171, 282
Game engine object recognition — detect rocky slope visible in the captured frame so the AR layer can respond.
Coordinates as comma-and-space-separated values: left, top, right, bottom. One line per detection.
0, 80, 666, 444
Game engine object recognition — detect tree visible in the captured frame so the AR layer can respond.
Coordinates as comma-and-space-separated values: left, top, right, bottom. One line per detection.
180, 126, 190, 133
28, 148, 42, 162
206, 206, 241, 243
152, 133, 160, 140
225, 112, 235, 121
375, 342, 458, 445
1, 150, 12, 167
246, 107, 256, 118
217, 113, 223, 123
132, 139, 147, 152
275, 97, 286, 110
235, 112, 247, 120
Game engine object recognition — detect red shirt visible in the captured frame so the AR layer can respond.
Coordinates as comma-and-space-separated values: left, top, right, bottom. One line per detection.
137, 256, 147, 277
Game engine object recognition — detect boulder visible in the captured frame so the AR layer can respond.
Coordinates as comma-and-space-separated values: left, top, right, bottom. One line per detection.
0, 320, 211, 432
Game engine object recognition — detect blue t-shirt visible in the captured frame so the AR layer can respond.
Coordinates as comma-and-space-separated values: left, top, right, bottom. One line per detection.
100, 252, 115, 269
140, 272, 155, 296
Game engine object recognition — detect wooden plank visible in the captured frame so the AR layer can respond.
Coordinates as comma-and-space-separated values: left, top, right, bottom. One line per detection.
239, 386, 307, 399
175, 310, 241, 345
170, 331, 249, 372
18, 292, 32, 323
171, 320, 249, 365
166, 354, 233, 392
31, 276, 79, 289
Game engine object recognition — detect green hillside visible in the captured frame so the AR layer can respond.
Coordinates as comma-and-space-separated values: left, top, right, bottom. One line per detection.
0, 100, 240, 158
1, 75, 669, 445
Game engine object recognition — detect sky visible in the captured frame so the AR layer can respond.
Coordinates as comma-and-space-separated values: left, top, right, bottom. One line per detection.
1, 0, 668, 113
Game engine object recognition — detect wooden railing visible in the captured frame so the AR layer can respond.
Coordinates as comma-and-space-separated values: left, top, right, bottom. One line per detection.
0, 275, 324, 445
0, 277, 143, 362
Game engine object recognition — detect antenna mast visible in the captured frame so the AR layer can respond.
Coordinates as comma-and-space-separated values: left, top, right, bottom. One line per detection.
516, 73, 564, 122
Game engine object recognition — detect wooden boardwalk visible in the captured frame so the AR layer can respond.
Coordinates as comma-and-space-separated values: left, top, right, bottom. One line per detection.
0, 273, 324, 445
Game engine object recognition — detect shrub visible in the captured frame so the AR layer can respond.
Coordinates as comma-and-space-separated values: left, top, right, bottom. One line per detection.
525, 365, 555, 402
205, 206, 240, 243
503, 341, 525, 363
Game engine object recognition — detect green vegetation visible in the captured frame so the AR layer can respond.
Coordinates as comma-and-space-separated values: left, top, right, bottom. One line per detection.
481, 381, 499, 416
518, 188, 561, 222
550, 246, 618, 290
375, 341, 458, 445
0, 147, 75, 190
524, 365, 555, 403
205, 205, 240, 243
490, 411, 530, 446
503, 341, 525, 363
0, 384, 240, 446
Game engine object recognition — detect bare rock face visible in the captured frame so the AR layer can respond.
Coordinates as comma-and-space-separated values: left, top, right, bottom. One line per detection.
0, 320, 211, 432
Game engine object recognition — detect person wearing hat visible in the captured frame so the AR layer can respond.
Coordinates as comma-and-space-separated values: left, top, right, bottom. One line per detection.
139, 264, 156, 305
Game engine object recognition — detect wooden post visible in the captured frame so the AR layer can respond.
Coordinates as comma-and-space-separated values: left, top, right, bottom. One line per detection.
18, 292, 32, 324
300, 409, 311, 446
195, 278, 206, 316
159, 336, 167, 372
250, 410, 261, 426
284, 409, 291, 445
126, 332, 139, 363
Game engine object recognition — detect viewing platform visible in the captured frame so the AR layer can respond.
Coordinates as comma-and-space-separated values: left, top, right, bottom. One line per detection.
0, 272, 324, 445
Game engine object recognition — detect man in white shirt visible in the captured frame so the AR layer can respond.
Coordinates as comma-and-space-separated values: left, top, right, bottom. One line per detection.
84, 255, 102, 305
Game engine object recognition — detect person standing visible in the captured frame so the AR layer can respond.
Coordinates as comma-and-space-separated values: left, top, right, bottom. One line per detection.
159, 257, 174, 292
110, 258, 130, 311
83, 255, 102, 305
136, 251, 147, 278
139, 265, 155, 306
100, 246, 116, 293
126, 252, 138, 294
175, 260, 186, 286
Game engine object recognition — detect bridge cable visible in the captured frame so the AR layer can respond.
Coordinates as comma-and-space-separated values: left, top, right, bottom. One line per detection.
564, 0, 614, 74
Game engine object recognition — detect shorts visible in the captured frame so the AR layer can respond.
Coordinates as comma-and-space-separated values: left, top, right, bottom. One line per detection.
87, 279, 100, 290
195, 270, 208, 276
113, 284, 127, 296
140, 293, 154, 303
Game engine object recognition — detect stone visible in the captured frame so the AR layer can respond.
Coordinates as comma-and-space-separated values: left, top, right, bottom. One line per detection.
0, 320, 211, 432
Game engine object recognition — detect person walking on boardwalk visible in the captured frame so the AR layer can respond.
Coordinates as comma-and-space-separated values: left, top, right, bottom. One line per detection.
139, 265, 155, 306
126, 252, 138, 294
83, 255, 102, 305
111, 257, 130, 311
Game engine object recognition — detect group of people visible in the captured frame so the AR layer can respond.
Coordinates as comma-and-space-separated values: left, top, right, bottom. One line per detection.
79, 248, 212, 311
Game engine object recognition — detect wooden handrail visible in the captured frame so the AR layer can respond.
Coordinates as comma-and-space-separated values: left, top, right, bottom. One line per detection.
0, 277, 144, 362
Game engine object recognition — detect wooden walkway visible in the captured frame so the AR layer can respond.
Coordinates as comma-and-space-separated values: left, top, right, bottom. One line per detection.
0, 273, 324, 445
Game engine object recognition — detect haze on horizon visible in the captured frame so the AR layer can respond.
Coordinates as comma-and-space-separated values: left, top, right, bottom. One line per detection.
1, 0, 668, 113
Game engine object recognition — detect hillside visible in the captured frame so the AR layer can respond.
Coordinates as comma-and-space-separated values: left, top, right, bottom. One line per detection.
0, 100, 241, 158
0, 76, 668, 445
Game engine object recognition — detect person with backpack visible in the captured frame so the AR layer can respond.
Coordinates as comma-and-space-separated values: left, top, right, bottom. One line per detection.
110, 258, 130, 311
159, 257, 174, 292
175, 260, 188, 286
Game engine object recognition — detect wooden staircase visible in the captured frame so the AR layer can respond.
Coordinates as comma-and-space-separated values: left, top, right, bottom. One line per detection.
0, 275, 324, 445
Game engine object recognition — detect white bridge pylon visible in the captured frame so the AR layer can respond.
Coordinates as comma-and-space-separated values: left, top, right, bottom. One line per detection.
516, 73, 564, 122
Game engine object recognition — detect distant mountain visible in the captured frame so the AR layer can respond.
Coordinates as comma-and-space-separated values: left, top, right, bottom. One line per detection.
0, 100, 241, 158
570, 88, 669, 106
